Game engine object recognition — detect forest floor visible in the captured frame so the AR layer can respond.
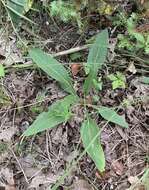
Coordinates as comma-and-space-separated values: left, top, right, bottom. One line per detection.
0, 1, 149, 190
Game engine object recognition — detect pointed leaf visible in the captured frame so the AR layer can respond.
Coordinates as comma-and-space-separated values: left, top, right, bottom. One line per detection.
83, 30, 108, 95
7, 0, 33, 24
81, 118, 105, 172
0, 64, 5, 77
23, 95, 78, 136
29, 48, 76, 95
98, 106, 128, 128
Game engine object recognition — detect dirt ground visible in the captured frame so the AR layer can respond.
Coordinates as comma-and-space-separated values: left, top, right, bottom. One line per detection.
0, 1, 149, 190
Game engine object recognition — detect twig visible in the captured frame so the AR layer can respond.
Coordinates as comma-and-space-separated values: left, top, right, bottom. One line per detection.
52, 44, 91, 57
4, 44, 91, 70
9, 147, 29, 184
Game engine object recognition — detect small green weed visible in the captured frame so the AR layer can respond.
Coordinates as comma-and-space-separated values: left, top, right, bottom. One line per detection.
108, 72, 126, 89
49, 0, 83, 29
23, 30, 128, 178
116, 12, 149, 54
93, 77, 103, 91
0, 0, 33, 25
48, 0, 116, 29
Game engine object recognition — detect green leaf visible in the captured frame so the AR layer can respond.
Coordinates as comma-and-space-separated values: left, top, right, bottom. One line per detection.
108, 72, 126, 89
29, 48, 76, 95
0, 65, 5, 77
133, 32, 145, 44
93, 78, 102, 91
83, 29, 108, 95
140, 77, 149, 84
98, 106, 128, 128
23, 95, 78, 136
108, 74, 117, 81
81, 118, 105, 172
112, 80, 120, 89
7, 0, 33, 24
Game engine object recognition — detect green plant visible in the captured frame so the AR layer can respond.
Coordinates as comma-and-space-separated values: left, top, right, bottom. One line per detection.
49, 0, 83, 29
118, 32, 149, 54
23, 30, 128, 173
48, 0, 115, 29
108, 72, 126, 89
30, 92, 47, 114
118, 13, 149, 54
93, 77, 103, 91
117, 13, 149, 54
0, 0, 33, 24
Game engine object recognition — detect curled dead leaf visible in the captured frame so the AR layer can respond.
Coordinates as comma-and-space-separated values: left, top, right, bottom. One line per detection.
86, 95, 93, 105
135, 24, 149, 33
111, 160, 124, 176
71, 63, 82, 76
127, 62, 137, 74
95, 170, 111, 180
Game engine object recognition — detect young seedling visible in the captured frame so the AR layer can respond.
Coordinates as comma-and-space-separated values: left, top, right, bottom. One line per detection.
108, 72, 126, 89
23, 30, 128, 173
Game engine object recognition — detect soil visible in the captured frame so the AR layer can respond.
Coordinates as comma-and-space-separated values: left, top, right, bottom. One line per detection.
0, 1, 149, 190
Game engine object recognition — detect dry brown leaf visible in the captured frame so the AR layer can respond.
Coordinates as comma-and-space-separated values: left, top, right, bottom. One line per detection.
86, 95, 93, 105
5, 185, 16, 190
135, 24, 149, 33
0, 126, 17, 142
0, 168, 15, 190
71, 179, 94, 190
19, 155, 40, 178
128, 176, 139, 185
127, 62, 137, 74
0, 30, 23, 66
29, 173, 59, 189
111, 160, 124, 176
128, 176, 146, 190
127, 176, 147, 190
140, 0, 145, 4
71, 63, 82, 76
95, 170, 111, 180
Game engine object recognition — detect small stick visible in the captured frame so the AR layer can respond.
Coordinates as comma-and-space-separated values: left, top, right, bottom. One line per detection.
9, 147, 29, 184
5, 44, 91, 70
52, 44, 91, 57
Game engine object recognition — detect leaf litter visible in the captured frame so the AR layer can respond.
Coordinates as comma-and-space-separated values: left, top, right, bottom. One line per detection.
0, 29, 23, 66
0, 3, 149, 190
